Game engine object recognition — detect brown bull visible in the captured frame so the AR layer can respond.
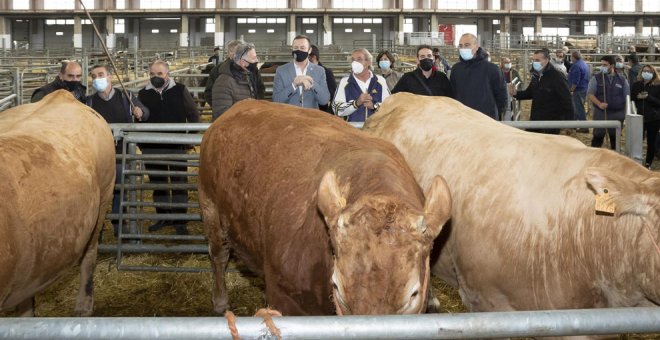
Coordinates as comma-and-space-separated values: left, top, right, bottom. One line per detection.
364, 93, 660, 313
198, 99, 451, 315
0, 90, 116, 316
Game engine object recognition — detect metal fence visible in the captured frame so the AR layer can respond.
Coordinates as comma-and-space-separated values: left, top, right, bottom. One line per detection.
1, 307, 659, 339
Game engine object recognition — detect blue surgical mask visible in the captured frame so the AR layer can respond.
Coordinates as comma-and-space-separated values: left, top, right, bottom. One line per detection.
504, 63, 512, 69
615, 62, 623, 69
378, 60, 391, 70
532, 61, 543, 72
92, 77, 108, 92
642, 71, 653, 81
600, 66, 609, 74
459, 48, 473, 61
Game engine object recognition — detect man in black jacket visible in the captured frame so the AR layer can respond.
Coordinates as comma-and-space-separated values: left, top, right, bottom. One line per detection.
391, 45, 452, 97
31, 60, 87, 103
451, 33, 507, 120
138, 60, 200, 235
510, 48, 574, 135
87, 64, 150, 239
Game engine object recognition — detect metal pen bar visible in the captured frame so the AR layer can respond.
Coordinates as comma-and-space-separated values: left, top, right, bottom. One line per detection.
2, 307, 659, 339
123, 133, 203, 144
117, 213, 202, 220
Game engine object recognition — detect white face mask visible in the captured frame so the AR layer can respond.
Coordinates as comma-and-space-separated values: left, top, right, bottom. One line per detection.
351, 61, 365, 74
504, 63, 512, 69
92, 77, 108, 92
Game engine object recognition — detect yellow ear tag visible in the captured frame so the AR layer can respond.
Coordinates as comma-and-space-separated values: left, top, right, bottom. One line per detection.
595, 189, 616, 214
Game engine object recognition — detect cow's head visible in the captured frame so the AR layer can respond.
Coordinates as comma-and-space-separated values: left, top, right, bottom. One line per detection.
317, 171, 451, 315
586, 167, 660, 221
586, 167, 660, 304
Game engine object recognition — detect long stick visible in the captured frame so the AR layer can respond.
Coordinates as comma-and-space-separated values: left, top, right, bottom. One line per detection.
78, 0, 135, 114
602, 72, 610, 148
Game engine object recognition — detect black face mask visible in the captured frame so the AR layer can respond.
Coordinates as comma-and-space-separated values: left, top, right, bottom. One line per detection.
419, 58, 434, 72
247, 62, 258, 73
292, 50, 309, 62
150, 76, 166, 88
63, 80, 80, 91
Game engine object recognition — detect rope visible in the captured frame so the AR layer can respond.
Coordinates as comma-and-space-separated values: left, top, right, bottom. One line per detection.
224, 310, 240, 340
255, 307, 283, 340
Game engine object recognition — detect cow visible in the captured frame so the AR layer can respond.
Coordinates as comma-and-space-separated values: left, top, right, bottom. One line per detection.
363, 93, 660, 313
198, 99, 451, 316
0, 90, 116, 316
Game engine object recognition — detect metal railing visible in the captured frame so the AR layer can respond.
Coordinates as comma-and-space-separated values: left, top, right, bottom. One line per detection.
100, 123, 209, 272
1, 307, 659, 339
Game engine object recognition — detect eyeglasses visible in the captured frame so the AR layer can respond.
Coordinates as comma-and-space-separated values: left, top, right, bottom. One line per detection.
239, 47, 252, 60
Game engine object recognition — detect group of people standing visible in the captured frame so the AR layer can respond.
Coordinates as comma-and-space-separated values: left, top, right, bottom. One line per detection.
29, 37, 659, 239
202, 33, 509, 125
31, 59, 200, 237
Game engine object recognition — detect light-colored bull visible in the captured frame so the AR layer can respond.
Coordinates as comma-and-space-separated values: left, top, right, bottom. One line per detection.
364, 93, 660, 314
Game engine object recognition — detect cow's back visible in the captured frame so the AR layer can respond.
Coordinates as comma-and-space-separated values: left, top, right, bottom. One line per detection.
364, 93, 660, 312
0, 90, 115, 310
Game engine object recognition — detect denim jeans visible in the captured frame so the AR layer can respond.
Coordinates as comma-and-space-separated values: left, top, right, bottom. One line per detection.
572, 89, 587, 121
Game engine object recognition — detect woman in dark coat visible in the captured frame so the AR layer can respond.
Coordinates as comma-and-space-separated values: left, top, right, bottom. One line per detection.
631, 64, 660, 168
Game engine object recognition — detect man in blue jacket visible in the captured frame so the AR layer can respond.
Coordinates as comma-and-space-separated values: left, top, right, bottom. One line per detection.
568, 51, 590, 132
272, 35, 330, 109
450, 33, 507, 120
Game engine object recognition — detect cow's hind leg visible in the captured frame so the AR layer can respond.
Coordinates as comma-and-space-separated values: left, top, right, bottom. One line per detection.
74, 201, 106, 317
15, 297, 35, 317
200, 192, 231, 314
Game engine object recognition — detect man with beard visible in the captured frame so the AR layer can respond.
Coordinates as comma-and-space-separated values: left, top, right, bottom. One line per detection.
211, 42, 262, 120
451, 33, 507, 120
31, 60, 86, 103
391, 45, 452, 97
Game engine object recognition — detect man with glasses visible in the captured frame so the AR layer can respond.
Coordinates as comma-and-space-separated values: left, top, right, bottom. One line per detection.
451, 33, 507, 120
211, 42, 263, 120
391, 45, 452, 97
272, 35, 330, 109
509, 48, 573, 135
31, 60, 87, 103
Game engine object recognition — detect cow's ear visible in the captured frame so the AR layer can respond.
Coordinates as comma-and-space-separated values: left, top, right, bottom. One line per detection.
585, 167, 655, 216
422, 175, 452, 238
318, 171, 346, 224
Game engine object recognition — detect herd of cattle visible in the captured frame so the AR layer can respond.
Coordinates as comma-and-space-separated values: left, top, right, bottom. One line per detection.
1, 90, 658, 321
